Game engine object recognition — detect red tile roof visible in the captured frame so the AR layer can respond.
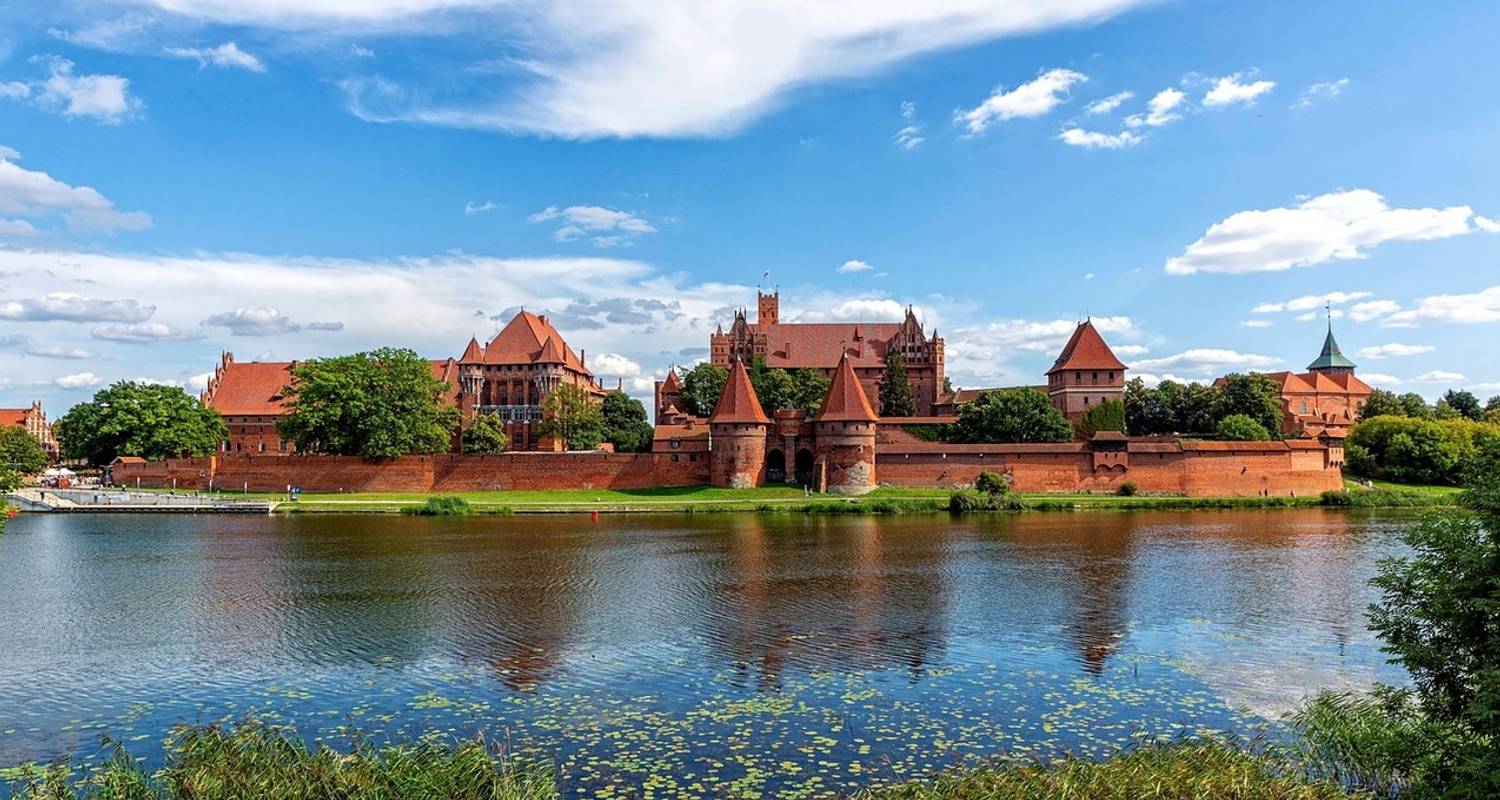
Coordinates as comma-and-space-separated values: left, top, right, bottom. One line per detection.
459, 337, 483, 362
474, 310, 590, 373
0, 408, 30, 427
752, 322, 902, 369
205, 356, 461, 417
817, 353, 879, 422
1047, 320, 1126, 374
709, 360, 770, 424
660, 369, 681, 392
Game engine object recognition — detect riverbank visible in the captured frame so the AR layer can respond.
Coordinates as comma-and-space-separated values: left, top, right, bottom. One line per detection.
101, 482, 1455, 515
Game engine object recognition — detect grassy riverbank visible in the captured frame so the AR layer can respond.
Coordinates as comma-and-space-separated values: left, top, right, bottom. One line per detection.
4, 722, 1360, 800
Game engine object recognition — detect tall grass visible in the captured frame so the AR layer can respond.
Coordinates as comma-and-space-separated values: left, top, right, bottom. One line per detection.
401, 496, 474, 516
7, 721, 556, 800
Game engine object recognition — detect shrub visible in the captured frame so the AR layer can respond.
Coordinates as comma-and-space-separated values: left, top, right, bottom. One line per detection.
974, 470, 1010, 495
948, 489, 1023, 513
1116, 481, 1138, 497
402, 496, 474, 516
1074, 399, 1126, 439
1320, 490, 1353, 507
1215, 413, 1272, 442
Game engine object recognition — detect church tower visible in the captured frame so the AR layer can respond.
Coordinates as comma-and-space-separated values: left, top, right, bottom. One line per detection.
1306, 315, 1357, 377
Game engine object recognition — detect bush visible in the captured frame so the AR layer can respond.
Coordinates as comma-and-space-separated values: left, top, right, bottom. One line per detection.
974, 470, 1010, 495
948, 489, 1024, 513
402, 496, 474, 516
1075, 399, 1126, 439
1346, 415, 1500, 485
1320, 490, 1353, 507
1116, 481, 1138, 497
1216, 413, 1272, 442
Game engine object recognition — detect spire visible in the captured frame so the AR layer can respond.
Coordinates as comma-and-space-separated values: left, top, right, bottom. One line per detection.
660, 367, 681, 392
709, 360, 769, 424
459, 337, 483, 363
816, 352, 879, 422
1306, 316, 1357, 371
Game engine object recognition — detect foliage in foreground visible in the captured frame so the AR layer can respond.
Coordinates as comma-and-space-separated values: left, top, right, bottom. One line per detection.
402, 495, 475, 516
0, 426, 49, 482
7, 721, 556, 800
861, 739, 1354, 800
53, 382, 228, 465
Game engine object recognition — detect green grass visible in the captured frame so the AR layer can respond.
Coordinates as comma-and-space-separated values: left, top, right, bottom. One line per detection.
1344, 478, 1462, 497
5, 720, 556, 800
859, 739, 1359, 799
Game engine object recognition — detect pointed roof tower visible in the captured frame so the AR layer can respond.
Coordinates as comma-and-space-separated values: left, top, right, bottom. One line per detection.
1307, 327, 1357, 371
817, 352, 879, 422
709, 360, 769, 424
535, 336, 565, 364
459, 337, 484, 363
660, 368, 682, 392
1047, 319, 1126, 374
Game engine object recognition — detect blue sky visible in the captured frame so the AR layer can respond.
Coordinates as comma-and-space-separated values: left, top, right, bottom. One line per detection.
2, 0, 1498, 411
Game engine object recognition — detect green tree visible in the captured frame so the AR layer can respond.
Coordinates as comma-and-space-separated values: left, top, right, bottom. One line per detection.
0, 426, 49, 475
277, 348, 459, 460
1124, 378, 1174, 435
1346, 416, 1494, 485
879, 351, 916, 417
788, 368, 831, 415
54, 382, 228, 465
1361, 389, 1407, 420
1075, 398, 1126, 439
601, 391, 654, 453
1399, 392, 1435, 419
677, 363, 728, 418
1216, 413, 1271, 441
747, 358, 795, 413
1433, 400, 1463, 421
1442, 389, 1483, 421
951, 389, 1073, 444
538, 383, 604, 451
1215, 373, 1283, 437
460, 414, 509, 453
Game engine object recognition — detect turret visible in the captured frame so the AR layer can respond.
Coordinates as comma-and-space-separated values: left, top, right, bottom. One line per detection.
709, 360, 769, 489
813, 352, 878, 494
1046, 319, 1127, 422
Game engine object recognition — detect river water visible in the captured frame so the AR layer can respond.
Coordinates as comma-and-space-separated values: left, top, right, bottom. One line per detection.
0, 510, 1411, 797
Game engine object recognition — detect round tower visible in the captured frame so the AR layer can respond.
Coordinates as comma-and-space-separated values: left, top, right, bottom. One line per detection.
813, 352, 878, 494
709, 360, 770, 489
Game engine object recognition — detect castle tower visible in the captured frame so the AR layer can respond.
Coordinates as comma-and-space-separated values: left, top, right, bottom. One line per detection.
1306, 316, 1357, 377
709, 360, 770, 488
757, 290, 779, 324
654, 367, 683, 423
813, 352, 879, 494
1046, 320, 1127, 422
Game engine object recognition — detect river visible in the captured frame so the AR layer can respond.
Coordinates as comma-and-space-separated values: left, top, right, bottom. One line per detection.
0, 510, 1411, 797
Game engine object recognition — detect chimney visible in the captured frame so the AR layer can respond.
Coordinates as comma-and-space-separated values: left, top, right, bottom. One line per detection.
581, 348, 586, 367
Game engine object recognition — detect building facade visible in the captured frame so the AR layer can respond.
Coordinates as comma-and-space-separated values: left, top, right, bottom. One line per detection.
1046, 320, 1127, 421
1, 401, 57, 459
1254, 325, 1373, 436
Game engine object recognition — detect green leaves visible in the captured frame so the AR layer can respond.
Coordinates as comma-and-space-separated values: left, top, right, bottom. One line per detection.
1215, 413, 1272, 442
0, 427, 48, 476
538, 384, 604, 451
879, 352, 916, 418
53, 382, 228, 465
463, 414, 510, 453
278, 348, 459, 460
678, 363, 728, 417
601, 392, 653, 453
950, 389, 1072, 444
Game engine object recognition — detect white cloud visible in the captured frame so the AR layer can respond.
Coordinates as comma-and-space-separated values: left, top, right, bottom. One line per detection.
0, 147, 153, 233
1414, 370, 1463, 384
1296, 309, 1342, 321
838, 259, 872, 274
1132, 372, 1194, 388
1361, 373, 1402, 387
1201, 72, 1275, 107
1131, 348, 1281, 376
1349, 300, 1401, 322
164, 42, 266, 72
792, 298, 918, 324
1477, 216, 1500, 233
1057, 128, 1142, 149
1356, 343, 1434, 360
1251, 291, 1371, 314
1242, 319, 1273, 328
0, 292, 155, 322
26, 344, 95, 359
957, 68, 1087, 134
1124, 87, 1184, 128
464, 200, 498, 214
528, 204, 655, 246
0, 218, 39, 237
53, 371, 101, 389
1113, 344, 1149, 357
1293, 78, 1348, 109
1166, 190, 1489, 274
1084, 90, 1132, 115
1384, 285, 1500, 326
944, 315, 1136, 387
8, 56, 143, 124
894, 100, 924, 150
589, 352, 641, 377
203, 307, 303, 336
90, 322, 204, 342
0, 82, 29, 100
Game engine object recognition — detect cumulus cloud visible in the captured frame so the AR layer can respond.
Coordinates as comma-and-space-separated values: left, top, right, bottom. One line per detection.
837, 259, 873, 274
957, 68, 1086, 134
1130, 348, 1281, 376
1166, 190, 1490, 274
1384, 285, 1500, 326
53, 371, 101, 389
0, 292, 154, 322
26, 344, 95, 359
528, 204, 655, 246
1057, 128, 1142, 149
305, 321, 344, 331
1361, 373, 1402, 387
1084, 90, 1133, 115
164, 42, 266, 72
1356, 343, 1434, 359
0, 147, 153, 234
1349, 300, 1401, 323
944, 315, 1136, 387
5, 56, 142, 124
791, 298, 919, 324
1294, 78, 1349, 109
1251, 291, 1372, 314
589, 352, 641, 377
1113, 344, 1150, 358
1414, 370, 1463, 384
203, 307, 304, 336
1242, 319, 1273, 328
90, 322, 204, 342
1201, 72, 1275, 107
894, 100, 924, 150
1124, 87, 1184, 128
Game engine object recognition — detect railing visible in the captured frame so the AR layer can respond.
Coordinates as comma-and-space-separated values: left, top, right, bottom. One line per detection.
477, 405, 543, 422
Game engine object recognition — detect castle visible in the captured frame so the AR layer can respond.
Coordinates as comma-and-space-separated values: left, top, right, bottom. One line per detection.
0, 401, 57, 458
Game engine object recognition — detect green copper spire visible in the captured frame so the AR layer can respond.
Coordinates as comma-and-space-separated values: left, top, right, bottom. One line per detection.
1307, 307, 1357, 371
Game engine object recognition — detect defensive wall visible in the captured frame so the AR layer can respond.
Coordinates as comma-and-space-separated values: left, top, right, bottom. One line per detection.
112, 438, 1344, 497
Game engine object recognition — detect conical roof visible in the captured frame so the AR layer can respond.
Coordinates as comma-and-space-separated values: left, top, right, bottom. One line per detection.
1047, 320, 1126, 374
1306, 328, 1357, 371
535, 336, 565, 364
459, 337, 483, 363
816, 352, 879, 422
709, 360, 769, 424
660, 368, 681, 391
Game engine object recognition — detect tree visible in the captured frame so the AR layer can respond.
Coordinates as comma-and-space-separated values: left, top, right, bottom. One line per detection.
277, 348, 459, 460
1442, 389, 1483, 421
601, 391, 654, 453
538, 384, 604, 451
1124, 378, 1174, 435
1433, 400, 1463, 421
1361, 389, 1407, 420
1399, 392, 1434, 419
951, 389, 1073, 444
788, 368, 831, 415
1346, 416, 1492, 485
1216, 413, 1271, 441
54, 382, 228, 465
1075, 399, 1125, 439
0, 426, 48, 475
879, 351, 916, 417
678, 363, 727, 418
1215, 373, 1283, 437
747, 358, 795, 413
461, 414, 509, 453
